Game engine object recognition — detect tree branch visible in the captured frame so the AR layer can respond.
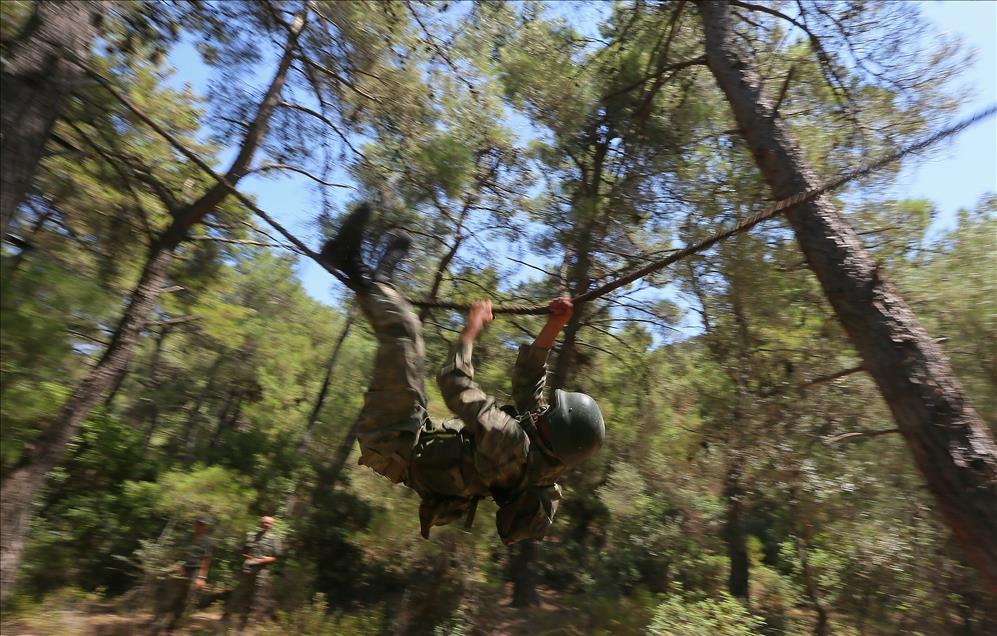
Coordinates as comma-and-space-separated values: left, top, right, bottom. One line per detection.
297, 55, 380, 102
249, 163, 352, 188
800, 365, 865, 388
771, 64, 795, 118
827, 429, 900, 444
601, 56, 706, 102
185, 235, 304, 253
278, 100, 366, 160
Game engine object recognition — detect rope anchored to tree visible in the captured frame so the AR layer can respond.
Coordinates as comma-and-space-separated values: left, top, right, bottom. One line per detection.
410, 104, 996, 315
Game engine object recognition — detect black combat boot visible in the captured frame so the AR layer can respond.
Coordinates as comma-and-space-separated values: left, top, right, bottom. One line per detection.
373, 231, 412, 284
320, 203, 374, 289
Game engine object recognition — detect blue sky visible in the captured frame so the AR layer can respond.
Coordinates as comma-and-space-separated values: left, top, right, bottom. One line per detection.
898, 1, 997, 232
166, 1, 996, 312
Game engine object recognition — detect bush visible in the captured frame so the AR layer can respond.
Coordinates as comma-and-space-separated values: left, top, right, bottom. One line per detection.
257, 594, 387, 636
647, 591, 764, 636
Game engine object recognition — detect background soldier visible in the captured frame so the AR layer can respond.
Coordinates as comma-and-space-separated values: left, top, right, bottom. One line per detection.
222, 515, 281, 634
149, 517, 212, 634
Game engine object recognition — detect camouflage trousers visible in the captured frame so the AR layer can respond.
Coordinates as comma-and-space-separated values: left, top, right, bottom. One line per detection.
222, 569, 273, 631
355, 282, 429, 483
150, 574, 196, 633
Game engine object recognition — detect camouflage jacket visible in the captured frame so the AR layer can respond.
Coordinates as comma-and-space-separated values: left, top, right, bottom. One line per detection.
412, 342, 564, 544
241, 529, 281, 573
177, 532, 212, 576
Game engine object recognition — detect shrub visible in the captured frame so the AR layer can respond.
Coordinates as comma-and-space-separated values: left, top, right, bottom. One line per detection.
647, 590, 764, 636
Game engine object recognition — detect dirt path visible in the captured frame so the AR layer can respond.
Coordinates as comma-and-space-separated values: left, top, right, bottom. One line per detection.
1, 608, 227, 636
1, 585, 601, 636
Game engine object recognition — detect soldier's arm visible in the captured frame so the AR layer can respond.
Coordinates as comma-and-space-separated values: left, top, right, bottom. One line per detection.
437, 338, 509, 435
195, 555, 210, 588
257, 536, 280, 565
512, 299, 572, 413
438, 301, 528, 448
511, 344, 549, 414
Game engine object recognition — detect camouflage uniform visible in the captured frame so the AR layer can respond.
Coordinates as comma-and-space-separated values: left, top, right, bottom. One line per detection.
355, 282, 566, 544
151, 532, 211, 633
223, 528, 282, 632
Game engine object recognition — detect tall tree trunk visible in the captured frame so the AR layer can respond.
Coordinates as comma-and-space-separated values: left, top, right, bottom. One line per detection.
0, 0, 101, 236
0, 13, 306, 604
796, 536, 830, 636
326, 419, 361, 484
698, 0, 997, 594
550, 226, 593, 391
169, 353, 226, 458
132, 322, 172, 431
550, 309, 584, 392
725, 243, 753, 604
285, 311, 356, 517
724, 456, 749, 602
511, 236, 591, 608
209, 390, 243, 453
510, 540, 541, 608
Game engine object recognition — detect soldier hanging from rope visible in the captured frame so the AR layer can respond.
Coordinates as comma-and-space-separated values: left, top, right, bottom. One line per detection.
319, 204, 605, 543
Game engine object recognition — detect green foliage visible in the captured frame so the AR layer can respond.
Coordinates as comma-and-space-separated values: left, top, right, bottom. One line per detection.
155, 466, 255, 531
258, 594, 387, 636
647, 590, 765, 636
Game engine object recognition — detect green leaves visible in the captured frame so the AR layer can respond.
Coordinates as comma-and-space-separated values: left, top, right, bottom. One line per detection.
647, 588, 765, 636
155, 465, 255, 530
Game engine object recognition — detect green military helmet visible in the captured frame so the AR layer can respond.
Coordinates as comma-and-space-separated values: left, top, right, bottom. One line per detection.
537, 389, 605, 467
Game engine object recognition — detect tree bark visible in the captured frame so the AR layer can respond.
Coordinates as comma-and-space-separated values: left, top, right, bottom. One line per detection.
0, 1, 101, 236
796, 536, 830, 636
550, 223, 593, 391
0, 13, 306, 605
171, 353, 226, 459
698, 0, 997, 594
131, 322, 172, 431
724, 457, 749, 603
510, 540, 541, 608
326, 419, 361, 484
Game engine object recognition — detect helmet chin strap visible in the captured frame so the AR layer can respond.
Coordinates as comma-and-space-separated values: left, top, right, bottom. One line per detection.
523, 407, 558, 459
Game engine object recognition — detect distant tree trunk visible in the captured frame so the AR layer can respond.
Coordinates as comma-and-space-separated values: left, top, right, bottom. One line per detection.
550, 225, 593, 391
727, 254, 752, 604
0, 13, 306, 604
724, 457, 749, 602
510, 540, 540, 608
209, 390, 243, 452
285, 311, 356, 517
128, 322, 172, 429
511, 253, 588, 608
550, 309, 584, 391
169, 353, 226, 458
327, 419, 362, 485
418, 227, 465, 322
796, 536, 830, 636
698, 0, 997, 595
0, 1, 101, 236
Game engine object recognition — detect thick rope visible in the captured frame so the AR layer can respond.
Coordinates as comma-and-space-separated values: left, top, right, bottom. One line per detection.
411, 105, 996, 315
